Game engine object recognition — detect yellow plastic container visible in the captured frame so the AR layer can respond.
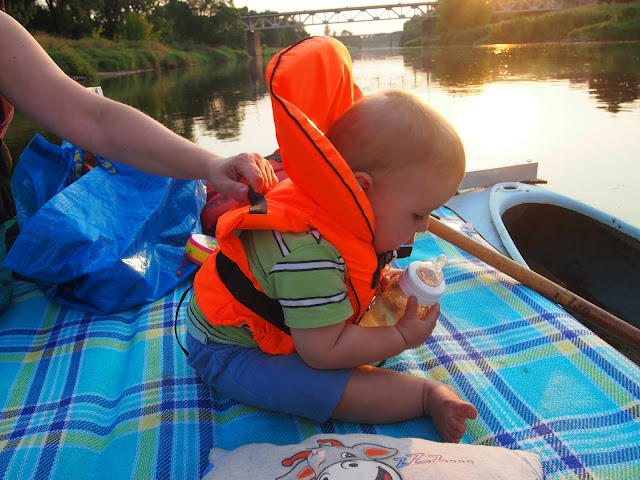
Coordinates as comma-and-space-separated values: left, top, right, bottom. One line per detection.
185, 234, 218, 266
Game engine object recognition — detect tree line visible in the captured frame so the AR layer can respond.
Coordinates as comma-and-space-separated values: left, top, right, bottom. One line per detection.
400, 0, 640, 45
5, 0, 309, 48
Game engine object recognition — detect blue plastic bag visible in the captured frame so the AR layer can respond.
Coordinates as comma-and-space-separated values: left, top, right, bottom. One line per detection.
4, 134, 205, 314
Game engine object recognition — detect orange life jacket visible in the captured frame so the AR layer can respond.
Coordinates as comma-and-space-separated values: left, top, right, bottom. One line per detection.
193, 37, 385, 355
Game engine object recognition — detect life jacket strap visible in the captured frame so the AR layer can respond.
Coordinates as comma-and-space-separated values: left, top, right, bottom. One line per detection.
216, 251, 290, 335
247, 184, 267, 215
370, 245, 413, 289
371, 250, 395, 289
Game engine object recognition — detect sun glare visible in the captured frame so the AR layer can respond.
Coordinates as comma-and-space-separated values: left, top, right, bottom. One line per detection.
457, 86, 539, 154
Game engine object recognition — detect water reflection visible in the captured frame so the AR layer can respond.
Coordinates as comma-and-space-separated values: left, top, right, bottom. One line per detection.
100, 63, 270, 141
6, 42, 639, 158
4, 42, 639, 225
4, 61, 270, 161
402, 43, 640, 113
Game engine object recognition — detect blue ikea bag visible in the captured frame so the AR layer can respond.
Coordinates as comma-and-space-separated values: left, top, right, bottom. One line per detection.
4, 134, 205, 314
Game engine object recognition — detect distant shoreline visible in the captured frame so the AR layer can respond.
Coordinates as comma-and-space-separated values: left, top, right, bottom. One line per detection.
97, 68, 156, 79
37, 34, 250, 80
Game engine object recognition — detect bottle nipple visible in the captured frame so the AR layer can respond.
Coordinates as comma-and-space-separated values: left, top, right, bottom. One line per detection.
416, 254, 448, 287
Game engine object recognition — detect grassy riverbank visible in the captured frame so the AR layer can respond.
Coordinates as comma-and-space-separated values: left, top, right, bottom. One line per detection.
36, 34, 251, 79
406, 1, 640, 46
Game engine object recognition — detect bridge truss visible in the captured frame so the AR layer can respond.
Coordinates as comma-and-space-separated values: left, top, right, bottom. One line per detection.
493, 0, 562, 13
240, 2, 438, 31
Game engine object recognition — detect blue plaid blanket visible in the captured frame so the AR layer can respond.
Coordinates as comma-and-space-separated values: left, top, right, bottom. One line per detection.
1, 207, 639, 479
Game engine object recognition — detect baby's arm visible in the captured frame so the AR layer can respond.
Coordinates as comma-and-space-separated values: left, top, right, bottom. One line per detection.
292, 298, 439, 370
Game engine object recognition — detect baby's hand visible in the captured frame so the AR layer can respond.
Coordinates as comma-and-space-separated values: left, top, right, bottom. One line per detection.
379, 266, 402, 292
394, 297, 439, 349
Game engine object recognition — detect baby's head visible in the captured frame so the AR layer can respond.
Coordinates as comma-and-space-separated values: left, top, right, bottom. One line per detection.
326, 90, 465, 254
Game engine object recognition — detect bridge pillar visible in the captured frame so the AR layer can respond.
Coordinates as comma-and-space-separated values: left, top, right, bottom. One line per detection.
247, 30, 264, 93
247, 30, 262, 58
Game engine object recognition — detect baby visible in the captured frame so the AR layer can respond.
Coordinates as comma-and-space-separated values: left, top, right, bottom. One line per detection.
187, 89, 476, 442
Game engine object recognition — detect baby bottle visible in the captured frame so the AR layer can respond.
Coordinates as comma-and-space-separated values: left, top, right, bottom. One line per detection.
360, 254, 448, 327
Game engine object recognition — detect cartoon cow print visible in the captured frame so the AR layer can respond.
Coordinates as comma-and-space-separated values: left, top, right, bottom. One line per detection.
277, 438, 402, 480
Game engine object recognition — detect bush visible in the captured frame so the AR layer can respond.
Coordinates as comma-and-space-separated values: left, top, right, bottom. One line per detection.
132, 49, 161, 70
35, 34, 251, 76
120, 12, 158, 42
435, 1, 640, 44
569, 17, 640, 39
161, 51, 192, 69
403, 37, 423, 47
438, 0, 493, 31
46, 50, 96, 78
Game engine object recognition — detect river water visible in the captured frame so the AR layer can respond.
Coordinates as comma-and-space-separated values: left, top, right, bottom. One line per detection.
5, 42, 640, 226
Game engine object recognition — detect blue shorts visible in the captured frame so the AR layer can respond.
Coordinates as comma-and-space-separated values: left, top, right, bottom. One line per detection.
186, 333, 352, 423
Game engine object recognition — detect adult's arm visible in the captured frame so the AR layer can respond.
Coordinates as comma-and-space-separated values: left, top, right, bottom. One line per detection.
0, 12, 277, 201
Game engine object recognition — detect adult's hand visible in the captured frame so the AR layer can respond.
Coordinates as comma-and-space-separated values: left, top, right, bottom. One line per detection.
208, 152, 279, 203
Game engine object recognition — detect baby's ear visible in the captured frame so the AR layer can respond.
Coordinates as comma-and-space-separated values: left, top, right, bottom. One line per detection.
353, 171, 373, 192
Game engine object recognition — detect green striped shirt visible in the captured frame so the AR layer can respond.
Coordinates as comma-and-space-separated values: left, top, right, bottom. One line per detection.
200, 229, 354, 347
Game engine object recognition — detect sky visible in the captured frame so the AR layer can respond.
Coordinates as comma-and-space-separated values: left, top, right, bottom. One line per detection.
239, 1, 411, 35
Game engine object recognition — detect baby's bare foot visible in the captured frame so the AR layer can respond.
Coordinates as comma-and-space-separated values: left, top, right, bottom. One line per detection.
425, 383, 477, 443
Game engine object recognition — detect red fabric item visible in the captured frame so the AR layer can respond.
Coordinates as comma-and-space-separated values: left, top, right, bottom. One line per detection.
0, 94, 14, 139
200, 152, 288, 236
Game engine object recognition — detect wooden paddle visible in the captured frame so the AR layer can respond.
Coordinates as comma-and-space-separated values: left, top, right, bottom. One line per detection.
427, 216, 640, 347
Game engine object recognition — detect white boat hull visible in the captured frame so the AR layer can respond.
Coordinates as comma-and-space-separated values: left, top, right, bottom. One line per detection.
447, 181, 640, 332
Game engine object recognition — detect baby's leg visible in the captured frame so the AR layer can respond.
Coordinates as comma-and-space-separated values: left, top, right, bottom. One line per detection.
331, 366, 477, 443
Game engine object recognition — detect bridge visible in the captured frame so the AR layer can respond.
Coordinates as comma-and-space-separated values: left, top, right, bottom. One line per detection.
240, 3, 438, 31
239, 0, 572, 31
241, 0, 578, 57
